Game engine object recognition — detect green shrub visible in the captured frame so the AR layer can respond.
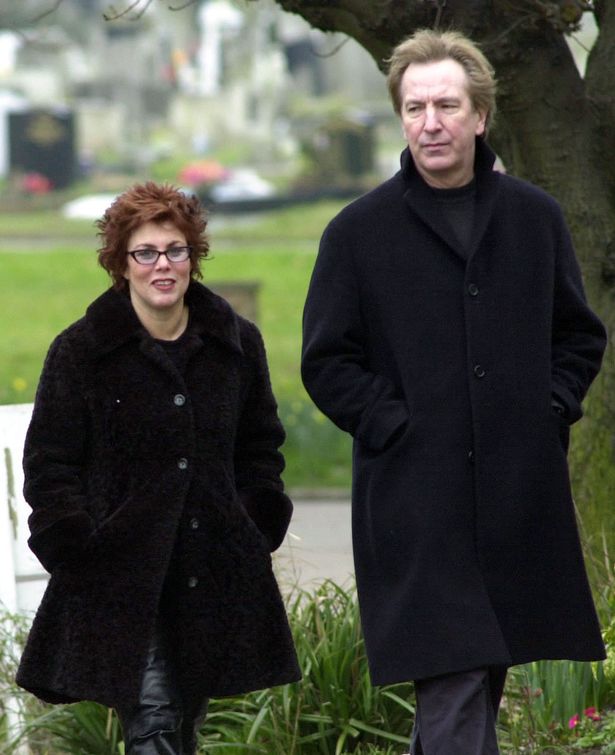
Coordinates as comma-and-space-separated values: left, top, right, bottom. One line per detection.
4, 579, 615, 753
0, 606, 32, 753
21, 702, 123, 755
1, 584, 412, 755
199, 581, 414, 754
278, 398, 352, 489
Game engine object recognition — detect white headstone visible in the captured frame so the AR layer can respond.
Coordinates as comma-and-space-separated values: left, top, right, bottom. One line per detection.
0, 404, 48, 615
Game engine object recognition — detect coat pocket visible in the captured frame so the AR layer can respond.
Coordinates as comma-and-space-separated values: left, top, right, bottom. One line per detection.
549, 406, 570, 453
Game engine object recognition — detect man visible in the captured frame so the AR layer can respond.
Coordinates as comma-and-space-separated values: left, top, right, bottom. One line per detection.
301, 29, 606, 754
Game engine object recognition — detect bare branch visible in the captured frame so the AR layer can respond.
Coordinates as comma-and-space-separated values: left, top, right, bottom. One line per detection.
313, 36, 351, 58
568, 31, 592, 53
482, 13, 537, 50
31, 0, 65, 23
103, 0, 155, 22
101, 0, 194, 21
168, 0, 197, 10
431, 0, 447, 30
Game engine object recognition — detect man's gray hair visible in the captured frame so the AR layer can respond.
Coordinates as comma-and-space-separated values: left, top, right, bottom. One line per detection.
386, 29, 497, 133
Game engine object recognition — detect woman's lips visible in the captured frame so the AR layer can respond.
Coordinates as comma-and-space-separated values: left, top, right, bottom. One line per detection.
152, 279, 175, 290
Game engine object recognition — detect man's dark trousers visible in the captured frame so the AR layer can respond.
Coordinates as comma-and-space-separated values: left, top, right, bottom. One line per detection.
410, 666, 508, 754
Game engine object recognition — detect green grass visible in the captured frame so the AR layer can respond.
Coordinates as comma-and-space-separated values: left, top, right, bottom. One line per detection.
2, 249, 108, 404
208, 200, 346, 243
0, 201, 352, 489
0, 210, 97, 239
0, 244, 313, 407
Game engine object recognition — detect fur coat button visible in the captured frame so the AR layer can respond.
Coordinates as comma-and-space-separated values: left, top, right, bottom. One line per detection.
187, 576, 198, 588
173, 394, 186, 406
177, 457, 188, 470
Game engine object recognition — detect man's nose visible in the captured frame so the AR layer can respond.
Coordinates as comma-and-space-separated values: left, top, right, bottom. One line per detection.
423, 105, 441, 131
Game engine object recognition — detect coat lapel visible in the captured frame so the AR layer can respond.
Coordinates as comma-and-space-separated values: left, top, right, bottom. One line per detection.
400, 139, 501, 263
184, 281, 244, 356
403, 182, 466, 260
84, 282, 244, 366
467, 144, 500, 260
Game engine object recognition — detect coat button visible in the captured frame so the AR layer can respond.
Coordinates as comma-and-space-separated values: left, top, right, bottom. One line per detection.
468, 449, 474, 464
177, 457, 188, 470
189, 517, 199, 530
173, 394, 186, 406
188, 576, 198, 588
473, 364, 486, 378
468, 283, 479, 297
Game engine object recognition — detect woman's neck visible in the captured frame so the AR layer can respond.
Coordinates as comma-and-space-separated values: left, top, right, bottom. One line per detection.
131, 298, 189, 341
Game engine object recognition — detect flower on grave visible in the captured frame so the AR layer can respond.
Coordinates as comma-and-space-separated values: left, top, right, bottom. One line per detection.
21, 172, 52, 194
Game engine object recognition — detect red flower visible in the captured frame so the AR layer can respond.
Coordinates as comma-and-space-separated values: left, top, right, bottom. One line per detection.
584, 706, 601, 722
568, 713, 580, 729
21, 172, 52, 194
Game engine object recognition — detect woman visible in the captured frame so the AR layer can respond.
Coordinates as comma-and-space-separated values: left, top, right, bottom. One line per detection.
16, 182, 301, 754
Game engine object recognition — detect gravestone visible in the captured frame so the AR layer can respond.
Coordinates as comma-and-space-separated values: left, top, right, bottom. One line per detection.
209, 281, 260, 323
9, 108, 76, 190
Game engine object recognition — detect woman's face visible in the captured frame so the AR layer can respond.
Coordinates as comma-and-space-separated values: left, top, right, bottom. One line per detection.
123, 220, 191, 319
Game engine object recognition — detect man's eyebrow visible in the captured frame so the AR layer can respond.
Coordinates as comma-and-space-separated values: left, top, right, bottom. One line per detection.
404, 93, 462, 104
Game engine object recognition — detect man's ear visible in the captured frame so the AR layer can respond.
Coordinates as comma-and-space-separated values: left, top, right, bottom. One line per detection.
476, 110, 487, 137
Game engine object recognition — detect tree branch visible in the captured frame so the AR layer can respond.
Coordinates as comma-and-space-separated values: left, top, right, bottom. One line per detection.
103, 0, 155, 22
168, 0, 197, 10
313, 36, 351, 58
31, 0, 65, 23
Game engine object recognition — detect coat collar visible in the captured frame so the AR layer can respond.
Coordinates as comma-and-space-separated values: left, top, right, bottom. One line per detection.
85, 280, 244, 358
400, 137, 500, 261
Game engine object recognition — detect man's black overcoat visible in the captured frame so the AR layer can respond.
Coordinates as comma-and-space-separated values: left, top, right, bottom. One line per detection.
301, 140, 607, 684
17, 281, 300, 710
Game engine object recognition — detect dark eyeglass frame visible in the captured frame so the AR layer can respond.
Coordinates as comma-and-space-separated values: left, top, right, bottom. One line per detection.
127, 246, 192, 265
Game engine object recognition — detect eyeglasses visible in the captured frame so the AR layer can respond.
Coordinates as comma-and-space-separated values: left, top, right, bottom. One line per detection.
127, 246, 192, 265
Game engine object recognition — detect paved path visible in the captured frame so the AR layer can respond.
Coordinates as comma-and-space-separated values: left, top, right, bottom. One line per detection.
274, 499, 354, 592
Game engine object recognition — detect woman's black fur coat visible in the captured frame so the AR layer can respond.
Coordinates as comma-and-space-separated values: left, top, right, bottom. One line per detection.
16, 281, 301, 711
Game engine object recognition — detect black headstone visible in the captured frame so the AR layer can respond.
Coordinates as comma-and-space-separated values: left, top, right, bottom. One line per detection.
9, 109, 76, 190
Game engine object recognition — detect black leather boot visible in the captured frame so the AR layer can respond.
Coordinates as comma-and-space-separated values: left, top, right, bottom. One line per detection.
119, 626, 185, 755
181, 697, 209, 755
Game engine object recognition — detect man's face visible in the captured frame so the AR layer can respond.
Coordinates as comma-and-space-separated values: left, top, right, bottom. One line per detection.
399, 58, 487, 189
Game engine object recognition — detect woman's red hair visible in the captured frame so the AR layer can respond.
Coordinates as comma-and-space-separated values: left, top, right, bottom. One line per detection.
96, 182, 209, 289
